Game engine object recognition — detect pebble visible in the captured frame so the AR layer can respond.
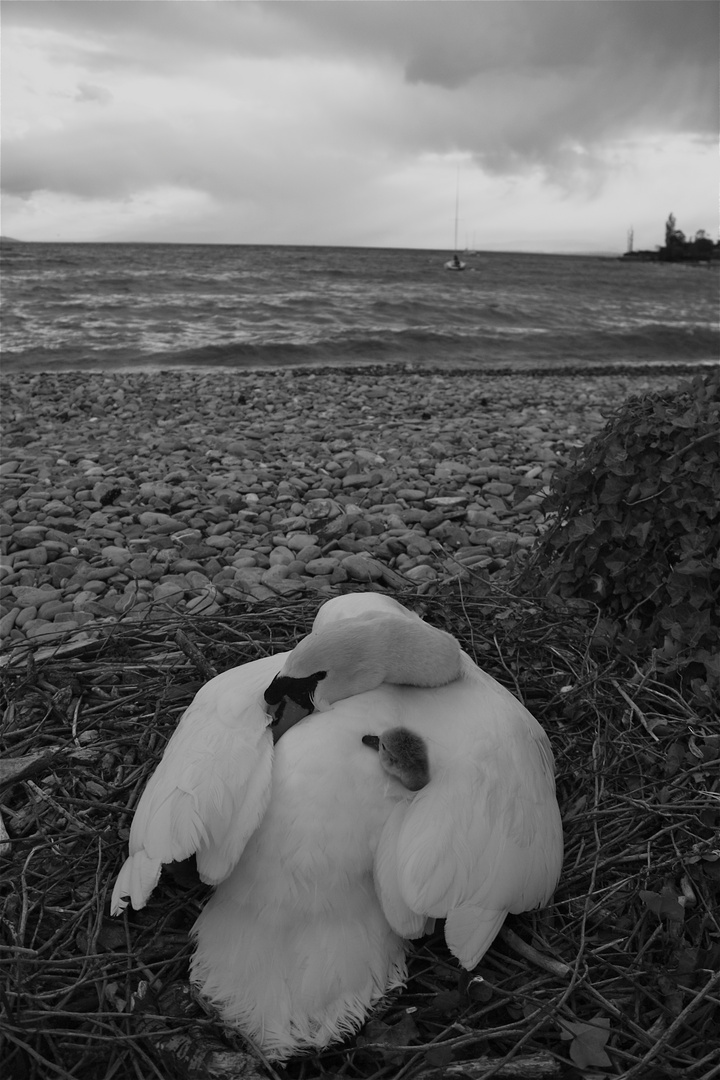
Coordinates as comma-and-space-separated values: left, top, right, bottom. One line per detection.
0, 367, 687, 653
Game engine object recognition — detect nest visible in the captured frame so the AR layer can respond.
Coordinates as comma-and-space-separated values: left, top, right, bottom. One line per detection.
1, 583, 718, 1080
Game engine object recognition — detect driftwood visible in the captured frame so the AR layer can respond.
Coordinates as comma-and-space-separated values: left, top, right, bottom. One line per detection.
414, 1051, 561, 1079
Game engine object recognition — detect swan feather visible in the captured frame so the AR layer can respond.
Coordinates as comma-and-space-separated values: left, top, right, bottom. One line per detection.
111, 652, 288, 915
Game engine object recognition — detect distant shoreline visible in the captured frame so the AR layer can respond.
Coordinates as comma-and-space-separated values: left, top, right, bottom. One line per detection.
1, 236, 624, 258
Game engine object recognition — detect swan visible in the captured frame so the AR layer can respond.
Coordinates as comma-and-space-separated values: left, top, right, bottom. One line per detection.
189, 592, 563, 1059
110, 592, 460, 915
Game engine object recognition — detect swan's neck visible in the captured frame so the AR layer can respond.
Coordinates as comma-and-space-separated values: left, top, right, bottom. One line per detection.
313, 615, 463, 708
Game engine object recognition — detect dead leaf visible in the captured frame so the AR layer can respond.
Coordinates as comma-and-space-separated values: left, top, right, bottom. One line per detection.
357, 1013, 420, 1059
639, 887, 686, 923
424, 1043, 455, 1068
559, 1014, 612, 1070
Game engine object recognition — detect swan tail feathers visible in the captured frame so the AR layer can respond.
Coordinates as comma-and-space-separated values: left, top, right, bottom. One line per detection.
444, 904, 508, 970
110, 851, 162, 916
191, 893, 407, 1060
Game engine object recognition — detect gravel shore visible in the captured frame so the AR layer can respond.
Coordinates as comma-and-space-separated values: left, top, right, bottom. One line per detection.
0, 366, 690, 657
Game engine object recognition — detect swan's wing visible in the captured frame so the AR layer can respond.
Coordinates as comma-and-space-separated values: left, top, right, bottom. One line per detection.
111, 653, 287, 915
391, 719, 563, 969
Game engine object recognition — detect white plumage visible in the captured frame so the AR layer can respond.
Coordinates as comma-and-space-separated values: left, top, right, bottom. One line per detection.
191, 706, 415, 1057
112, 592, 563, 1061
110, 651, 289, 915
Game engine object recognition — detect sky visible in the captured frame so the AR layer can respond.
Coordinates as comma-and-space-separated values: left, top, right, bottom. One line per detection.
1, 0, 718, 253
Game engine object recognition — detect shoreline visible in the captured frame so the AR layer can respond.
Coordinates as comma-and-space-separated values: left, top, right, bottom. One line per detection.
2, 358, 717, 378
0, 366, 703, 658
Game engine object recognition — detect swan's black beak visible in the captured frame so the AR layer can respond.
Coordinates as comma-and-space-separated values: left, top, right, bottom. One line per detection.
264, 670, 327, 742
266, 697, 312, 743
362, 734, 380, 751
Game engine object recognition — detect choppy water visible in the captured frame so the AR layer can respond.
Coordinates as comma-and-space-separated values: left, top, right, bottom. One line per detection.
1, 241, 718, 372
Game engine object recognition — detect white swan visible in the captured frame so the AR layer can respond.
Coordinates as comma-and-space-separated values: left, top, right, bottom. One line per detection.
110, 594, 459, 917
189, 592, 563, 1059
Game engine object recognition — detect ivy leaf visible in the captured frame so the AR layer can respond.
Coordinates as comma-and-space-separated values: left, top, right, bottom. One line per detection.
426, 989, 462, 1017
569, 514, 596, 540
675, 558, 710, 576
424, 1044, 455, 1068
357, 1014, 420, 1059
559, 1014, 612, 1069
605, 441, 628, 465
639, 886, 685, 923
630, 520, 652, 546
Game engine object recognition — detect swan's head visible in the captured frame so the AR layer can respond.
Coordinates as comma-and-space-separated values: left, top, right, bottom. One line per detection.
263, 626, 382, 736
264, 615, 462, 739
362, 728, 430, 791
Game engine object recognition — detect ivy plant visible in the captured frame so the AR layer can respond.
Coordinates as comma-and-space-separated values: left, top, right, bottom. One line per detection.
532, 369, 719, 707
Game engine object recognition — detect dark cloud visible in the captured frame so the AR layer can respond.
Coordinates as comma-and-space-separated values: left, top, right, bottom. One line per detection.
282, 2, 719, 135
2, 0, 717, 206
5, 1, 717, 107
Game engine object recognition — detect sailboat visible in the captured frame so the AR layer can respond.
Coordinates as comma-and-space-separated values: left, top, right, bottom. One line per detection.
445, 170, 466, 271
464, 232, 478, 256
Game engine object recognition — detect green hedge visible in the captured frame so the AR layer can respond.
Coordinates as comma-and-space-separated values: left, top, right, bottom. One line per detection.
532, 369, 719, 707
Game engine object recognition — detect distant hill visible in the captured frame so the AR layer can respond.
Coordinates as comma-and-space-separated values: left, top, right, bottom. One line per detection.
0, 236, 26, 243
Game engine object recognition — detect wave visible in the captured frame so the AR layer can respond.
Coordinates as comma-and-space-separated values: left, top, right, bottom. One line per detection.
2, 322, 718, 374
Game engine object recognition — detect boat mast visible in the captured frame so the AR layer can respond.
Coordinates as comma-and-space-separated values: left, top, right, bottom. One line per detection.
453, 168, 460, 253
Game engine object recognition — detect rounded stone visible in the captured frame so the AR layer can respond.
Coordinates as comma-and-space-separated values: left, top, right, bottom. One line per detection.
295, 545, 324, 565
101, 546, 132, 566
0, 607, 20, 637
304, 557, 340, 577
261, 565, 289, 583
269, 546, 295, 566
38, 599, 74, 620
341, 554, 384, 582
285, 532, 319, 552
12, 585, 64, 607
404, 564, 438, 583
24, 619, 81, 640
152, 582, 186, 605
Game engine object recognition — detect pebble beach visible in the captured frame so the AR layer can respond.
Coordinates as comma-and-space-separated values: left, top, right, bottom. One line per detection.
0, 366, 692, 658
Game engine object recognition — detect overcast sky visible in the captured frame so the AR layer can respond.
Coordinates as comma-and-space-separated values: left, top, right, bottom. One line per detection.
2, 0, 718, 252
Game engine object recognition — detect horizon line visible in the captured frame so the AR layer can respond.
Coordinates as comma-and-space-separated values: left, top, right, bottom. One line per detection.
0, 236, 624, 257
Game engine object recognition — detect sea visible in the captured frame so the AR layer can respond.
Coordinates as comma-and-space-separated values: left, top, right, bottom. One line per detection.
1, 241, 718, 374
